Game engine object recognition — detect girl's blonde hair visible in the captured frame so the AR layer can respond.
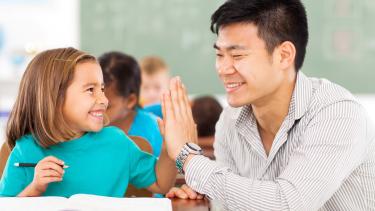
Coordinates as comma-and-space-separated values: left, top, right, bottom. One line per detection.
6, 47, 97, 149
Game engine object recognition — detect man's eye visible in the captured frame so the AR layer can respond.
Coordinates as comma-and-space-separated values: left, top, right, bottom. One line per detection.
233, 55, 245, 60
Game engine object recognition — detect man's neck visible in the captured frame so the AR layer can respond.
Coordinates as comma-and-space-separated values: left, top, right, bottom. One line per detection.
252, 72, 297, 154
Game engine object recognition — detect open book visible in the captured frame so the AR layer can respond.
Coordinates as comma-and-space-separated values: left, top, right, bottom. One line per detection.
0, 194, 172, 211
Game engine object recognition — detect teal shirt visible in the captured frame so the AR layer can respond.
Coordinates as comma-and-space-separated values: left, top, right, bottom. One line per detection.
128, 108, 163, 157
0, 126, 157, 197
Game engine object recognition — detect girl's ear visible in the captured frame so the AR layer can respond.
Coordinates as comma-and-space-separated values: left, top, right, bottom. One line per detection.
125, 94, 138, 110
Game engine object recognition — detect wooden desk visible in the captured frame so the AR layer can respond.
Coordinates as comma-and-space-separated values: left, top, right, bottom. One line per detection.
172, 198, 210, 211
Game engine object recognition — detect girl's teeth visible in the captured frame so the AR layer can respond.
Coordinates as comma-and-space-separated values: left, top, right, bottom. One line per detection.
91, 112, 103, 117
227, 83, 242, 88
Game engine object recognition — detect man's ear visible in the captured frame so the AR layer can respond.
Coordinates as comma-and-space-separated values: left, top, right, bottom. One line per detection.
276, 41, 296, 70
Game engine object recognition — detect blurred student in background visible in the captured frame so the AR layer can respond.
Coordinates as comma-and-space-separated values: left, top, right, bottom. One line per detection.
139, 56, 170, 118
99, 52, 163, 157
191, 96, 223, 159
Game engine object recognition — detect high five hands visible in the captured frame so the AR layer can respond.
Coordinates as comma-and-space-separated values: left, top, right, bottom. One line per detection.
158, 76, 204, 200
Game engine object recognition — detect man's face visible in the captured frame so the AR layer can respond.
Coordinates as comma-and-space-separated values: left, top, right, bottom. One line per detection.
215, 23, 285, 107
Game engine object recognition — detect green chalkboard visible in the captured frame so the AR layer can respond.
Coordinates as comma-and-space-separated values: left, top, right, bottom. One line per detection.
81, 0, 375, 94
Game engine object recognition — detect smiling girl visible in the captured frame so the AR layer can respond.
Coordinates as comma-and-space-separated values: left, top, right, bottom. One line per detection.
0, 47, 176, 197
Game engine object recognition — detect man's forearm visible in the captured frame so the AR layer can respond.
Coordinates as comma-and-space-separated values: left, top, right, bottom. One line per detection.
184, 156, 294, 210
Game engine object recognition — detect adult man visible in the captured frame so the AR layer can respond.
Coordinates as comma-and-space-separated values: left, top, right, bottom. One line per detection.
161, 0, 375, 210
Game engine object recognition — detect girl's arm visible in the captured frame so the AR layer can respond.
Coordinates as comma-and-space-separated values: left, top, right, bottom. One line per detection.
147, 144, 177, 194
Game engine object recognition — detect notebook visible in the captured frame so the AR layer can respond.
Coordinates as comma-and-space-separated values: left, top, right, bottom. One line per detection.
0, 194, 172, 211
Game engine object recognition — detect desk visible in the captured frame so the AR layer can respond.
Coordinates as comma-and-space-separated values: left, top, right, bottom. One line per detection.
172, 198, 210, 211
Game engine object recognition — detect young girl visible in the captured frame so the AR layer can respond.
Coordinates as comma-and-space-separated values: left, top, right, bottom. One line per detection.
98, 52, 163, 157
0, 47, 177, 197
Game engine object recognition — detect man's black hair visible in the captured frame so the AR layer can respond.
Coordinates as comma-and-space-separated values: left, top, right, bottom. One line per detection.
211, 0, 308, 71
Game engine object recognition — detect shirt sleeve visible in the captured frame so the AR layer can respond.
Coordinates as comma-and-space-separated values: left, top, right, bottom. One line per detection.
185, 101, 369, 210
0, 146, 28, 196
127, 139, 158, 189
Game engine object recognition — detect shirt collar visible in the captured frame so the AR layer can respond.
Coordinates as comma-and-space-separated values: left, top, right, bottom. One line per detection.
236, 71, 313, 131
292, 71, 313, 120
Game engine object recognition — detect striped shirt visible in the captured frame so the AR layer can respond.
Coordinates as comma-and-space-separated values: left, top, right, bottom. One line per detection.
185, 72, 375, 211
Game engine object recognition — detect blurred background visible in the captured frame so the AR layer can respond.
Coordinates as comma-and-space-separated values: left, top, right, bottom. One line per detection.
0, 0, 374, 143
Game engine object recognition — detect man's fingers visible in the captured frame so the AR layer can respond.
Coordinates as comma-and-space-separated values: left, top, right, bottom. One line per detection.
181, 184, 198, 199
165, 188, 177, 198
166, 187, 188, 199
175, 188, 188, 199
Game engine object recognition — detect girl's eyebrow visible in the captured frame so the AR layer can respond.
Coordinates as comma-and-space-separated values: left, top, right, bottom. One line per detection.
82, 82, 105, 87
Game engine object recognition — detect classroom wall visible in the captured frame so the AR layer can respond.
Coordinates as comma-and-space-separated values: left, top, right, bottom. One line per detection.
80, 0, 375, 94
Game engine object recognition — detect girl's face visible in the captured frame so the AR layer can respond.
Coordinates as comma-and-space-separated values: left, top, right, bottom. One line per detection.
62, 61, 108, 136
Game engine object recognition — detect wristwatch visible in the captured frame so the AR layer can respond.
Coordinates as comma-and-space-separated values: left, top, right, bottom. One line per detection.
175, 143, 203, 175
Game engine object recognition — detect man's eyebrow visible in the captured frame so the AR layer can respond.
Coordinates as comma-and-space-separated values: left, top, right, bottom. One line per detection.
213, 43, 248, 51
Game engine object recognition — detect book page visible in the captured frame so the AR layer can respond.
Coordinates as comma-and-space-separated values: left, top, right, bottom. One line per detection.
0, 196, 67, 211
66, 194, 172, 211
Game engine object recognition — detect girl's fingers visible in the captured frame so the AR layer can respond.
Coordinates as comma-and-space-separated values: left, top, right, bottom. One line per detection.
161, 93, 167, 120
181, 82, 193, 119
39, 162, 64, 176
41, 169, 62, 178
41, 156, 64, 166
176, 77, 189, 121
157, 117, 165, 136
170, 77, 182, 120
164, 91, 175, 122
42, 176, 63, 184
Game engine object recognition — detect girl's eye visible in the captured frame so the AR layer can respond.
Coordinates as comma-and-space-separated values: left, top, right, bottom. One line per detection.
101, 87, 105, 92
87, 87, 94, 93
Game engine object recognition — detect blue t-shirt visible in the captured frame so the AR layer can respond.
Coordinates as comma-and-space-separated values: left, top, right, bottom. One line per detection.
0, 126, 157, 197
128, 108, 163, 157
143, 103, 163, 119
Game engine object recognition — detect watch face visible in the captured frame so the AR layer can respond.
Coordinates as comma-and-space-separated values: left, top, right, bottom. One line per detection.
186, 143, 201, 151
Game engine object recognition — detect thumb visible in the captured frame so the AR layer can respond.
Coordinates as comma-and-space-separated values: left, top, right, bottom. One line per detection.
157, 117, 165, 137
